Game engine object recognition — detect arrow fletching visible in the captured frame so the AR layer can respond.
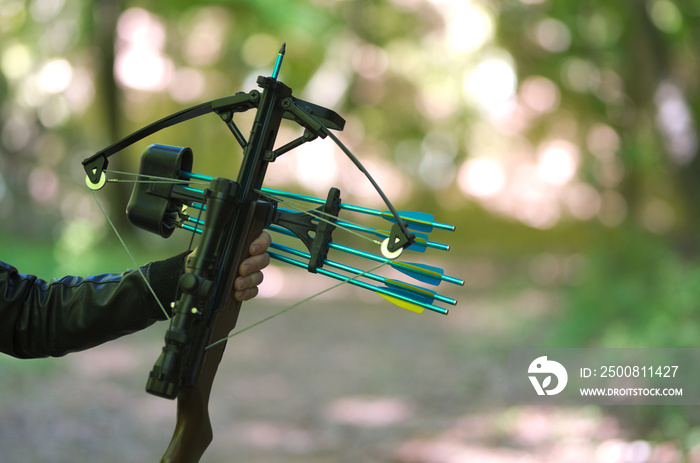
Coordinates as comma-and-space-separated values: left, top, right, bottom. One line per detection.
267, 224, 463, 286
267, 250, 449, 315
268, 242, 456, 306
378, 293, 425, 313
381, 210, 435, 234
390, 261, 445, 286
383, 279, 436, 305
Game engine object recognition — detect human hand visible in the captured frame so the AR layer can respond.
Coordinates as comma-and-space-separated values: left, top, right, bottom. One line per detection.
233, 231, 272, 301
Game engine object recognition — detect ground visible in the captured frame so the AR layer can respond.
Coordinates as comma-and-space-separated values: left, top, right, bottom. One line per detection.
0, 267, 686, 462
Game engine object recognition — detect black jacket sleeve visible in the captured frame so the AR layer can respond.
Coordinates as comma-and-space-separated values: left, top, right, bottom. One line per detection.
0, 253, 188, 359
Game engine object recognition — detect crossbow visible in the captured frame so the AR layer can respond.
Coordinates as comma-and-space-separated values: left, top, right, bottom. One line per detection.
82, 45, 463, 462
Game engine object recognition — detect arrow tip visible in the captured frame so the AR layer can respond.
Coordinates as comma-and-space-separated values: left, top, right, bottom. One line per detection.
280, 42, 286, 55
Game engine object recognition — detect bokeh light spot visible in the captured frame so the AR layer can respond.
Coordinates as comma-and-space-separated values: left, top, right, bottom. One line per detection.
168, 67, 206, 103
352, 44, 388, 79
458, 158, 506, 198
242, 34, 279, 68
648, 0, 682, 33
586, 123, 620, 161
464, 56, 517, 113
40, 59, 73, 94
29, 0, 65, 23
37, 94, 70, 127
1, 43, 32, 80
534, 18, 571, 52
564, 183, 601, 220
442, 1, 494, 54
28, 167, 59, 203
519, 76, 560, 113
561, 58, 599, 93
182, 7, 228, 66
115, 8, 171, 91
536, 140, 579, 186
1, 115, 33, 151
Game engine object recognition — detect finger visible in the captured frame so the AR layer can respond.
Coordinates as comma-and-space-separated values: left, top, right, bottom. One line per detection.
249, 231, 272, 255
235, 286, 259, 302
235, 270, 264, 291
239, 252, 270, 277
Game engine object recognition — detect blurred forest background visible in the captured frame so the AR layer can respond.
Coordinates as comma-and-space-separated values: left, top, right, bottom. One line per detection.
3, 0, 700, 461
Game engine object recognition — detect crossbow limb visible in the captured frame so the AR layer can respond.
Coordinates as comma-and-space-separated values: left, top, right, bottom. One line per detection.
82, 45, 460, 462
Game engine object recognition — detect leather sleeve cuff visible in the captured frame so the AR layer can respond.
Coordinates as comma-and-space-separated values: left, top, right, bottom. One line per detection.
145, 251, 188, 319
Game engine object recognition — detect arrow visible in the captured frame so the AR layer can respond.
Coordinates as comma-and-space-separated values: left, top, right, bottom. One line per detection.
176, 173, 455, 233
268, 224, 464, 286
182, 214, 463, 287
391, 261, 450, 287
274, 206, 449, 252
260, 186, 455, 232
269, 242, 457, 306
272, 43, 286, 80
266, 250, 449, 315
381, 210, 435, 234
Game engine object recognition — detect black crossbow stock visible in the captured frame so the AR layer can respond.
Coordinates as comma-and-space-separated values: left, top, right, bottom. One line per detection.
82, 44, 463, 462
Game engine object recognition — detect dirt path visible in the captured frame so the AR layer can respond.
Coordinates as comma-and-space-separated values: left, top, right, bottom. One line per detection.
0, 283, 684, 462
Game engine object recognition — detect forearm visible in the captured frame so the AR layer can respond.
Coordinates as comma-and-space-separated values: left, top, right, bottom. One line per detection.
0, 253, 186, 359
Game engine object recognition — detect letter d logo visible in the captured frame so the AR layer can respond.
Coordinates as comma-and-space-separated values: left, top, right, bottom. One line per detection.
527, 356, 568, 396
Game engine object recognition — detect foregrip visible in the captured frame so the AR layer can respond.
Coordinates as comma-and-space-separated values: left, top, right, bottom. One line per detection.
159, 200, 273, 463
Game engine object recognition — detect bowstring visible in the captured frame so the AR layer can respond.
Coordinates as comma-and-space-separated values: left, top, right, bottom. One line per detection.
206, 189, 398, 347
205, 261, 388, 350
89, 170, 208, 321
90, 190, 171, 320
256, 189, 382, 246
104, 169, 206, 255
92, 171, 395, 340
104, 169, 210, 186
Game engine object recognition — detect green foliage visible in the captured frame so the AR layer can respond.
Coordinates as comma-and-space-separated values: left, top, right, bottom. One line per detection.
551, 225, 700, 348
